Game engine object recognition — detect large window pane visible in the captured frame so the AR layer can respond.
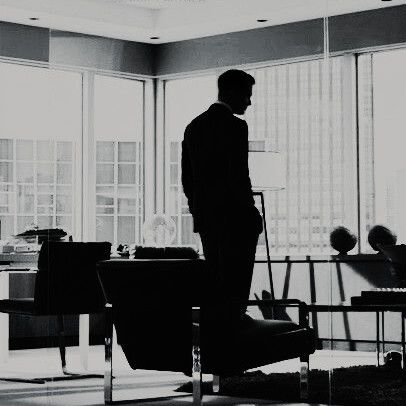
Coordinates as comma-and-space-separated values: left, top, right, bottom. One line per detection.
0, 63, 81, 240
360, 49, 406, 250
245, 57, 358, 254
164, 74, 217, 248
94, 75, 144, 246
165, 58, 357, 254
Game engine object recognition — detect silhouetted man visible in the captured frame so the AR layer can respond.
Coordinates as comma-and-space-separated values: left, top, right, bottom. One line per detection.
182, 69, 263, 324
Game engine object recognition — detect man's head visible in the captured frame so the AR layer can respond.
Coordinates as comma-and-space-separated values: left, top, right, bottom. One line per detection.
218, 69, 255, 115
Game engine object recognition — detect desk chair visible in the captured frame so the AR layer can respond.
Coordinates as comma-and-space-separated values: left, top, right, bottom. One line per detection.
97, 259, 315, 405
0, 241, 111, 384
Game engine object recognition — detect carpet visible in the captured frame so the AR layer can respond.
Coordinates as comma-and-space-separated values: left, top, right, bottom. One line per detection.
176, 365, 406, 405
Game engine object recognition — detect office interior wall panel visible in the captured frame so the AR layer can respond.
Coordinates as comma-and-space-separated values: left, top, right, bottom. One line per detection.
155, 19, 324, 76
0, 22, 49, 62
330, 5, 406, 53
49, 30, 155, 76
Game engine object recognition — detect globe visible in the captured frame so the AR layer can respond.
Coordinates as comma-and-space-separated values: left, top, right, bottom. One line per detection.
143, 214, 176, 246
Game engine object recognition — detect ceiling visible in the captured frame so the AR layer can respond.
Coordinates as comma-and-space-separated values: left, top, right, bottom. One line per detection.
0, 0, 405, 44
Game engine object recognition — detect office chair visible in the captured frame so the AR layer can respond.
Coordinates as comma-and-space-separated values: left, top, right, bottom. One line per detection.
0, 241, 111, 383
97, 258, 315, 405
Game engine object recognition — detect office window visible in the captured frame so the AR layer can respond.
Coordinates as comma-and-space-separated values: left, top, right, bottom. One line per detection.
164, 75, 217, 247
94, 75, 144, 246
165, 57, 357, 254
359, 49, 406, 250
245, 56, 358, 254
0, 63, 81, 240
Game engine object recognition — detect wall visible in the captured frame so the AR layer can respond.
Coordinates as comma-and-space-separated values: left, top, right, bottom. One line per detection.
155, 4, 406, 76
49, 30, 155, 76
0, 22, 155, 76
154, 19, 323, 76
0, 22, 49, 62
2, 5, 406, 76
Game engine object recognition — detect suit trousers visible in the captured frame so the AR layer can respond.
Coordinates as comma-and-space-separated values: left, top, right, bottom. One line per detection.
199, 219, 260, 325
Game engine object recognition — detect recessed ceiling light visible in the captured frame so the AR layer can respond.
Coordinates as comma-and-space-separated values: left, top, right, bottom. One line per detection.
29, 17, 39, 21
257, 19, 268, 23
150, 36, 160, 40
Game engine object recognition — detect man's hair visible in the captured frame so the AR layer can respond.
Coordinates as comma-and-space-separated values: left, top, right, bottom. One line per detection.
218, 69, 255, 95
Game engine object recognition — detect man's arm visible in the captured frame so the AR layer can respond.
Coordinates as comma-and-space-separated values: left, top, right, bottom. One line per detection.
181, 135, 194, 216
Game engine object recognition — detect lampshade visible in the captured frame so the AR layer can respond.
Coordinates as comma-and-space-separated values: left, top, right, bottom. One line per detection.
248, 151, 285, 191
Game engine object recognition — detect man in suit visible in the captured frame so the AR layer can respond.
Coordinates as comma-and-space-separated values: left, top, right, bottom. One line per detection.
182, 69, 263, 325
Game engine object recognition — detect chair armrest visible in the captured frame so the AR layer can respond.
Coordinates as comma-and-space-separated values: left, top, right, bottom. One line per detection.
193, 300, 310, 328
246, 299, 310, 329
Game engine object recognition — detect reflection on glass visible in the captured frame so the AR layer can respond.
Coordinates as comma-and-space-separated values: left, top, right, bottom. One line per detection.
16, 140, 33, 161
96, 216, 114, 242
38, 194, 53, 206
57, 141, 72, 161
170, 164, 178, 185
0, 162, 12, 183
0, 216, 13, 239
370, 49, 406, 245
118, 164, 136, 184
17, 186, 34, 213
17, 163, 34, 183
37, 216, 53, 228
96, 195, 114, 206
118, 142, 137, 162
37, 140, 54, 161
94, 75, 144, 245
0, 62, 81, 238
97, 141, 114, 162
56, 194, 71, 214
96, 164, 114, 184
17, 216, 34, 233
118, 198, 136, 214
164, 74, 217, 248
0, 140, 13, 159
57, 164, 72, 184
118, 216, 135, 245
56, 216, 71, 233
97, 207, 114, 215
37, 163, 54, 183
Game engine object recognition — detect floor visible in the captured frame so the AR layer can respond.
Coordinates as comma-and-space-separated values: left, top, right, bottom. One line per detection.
0, 345, 379, 406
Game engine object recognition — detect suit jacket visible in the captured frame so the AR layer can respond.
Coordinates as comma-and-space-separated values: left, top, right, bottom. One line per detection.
181, 103, 261, 233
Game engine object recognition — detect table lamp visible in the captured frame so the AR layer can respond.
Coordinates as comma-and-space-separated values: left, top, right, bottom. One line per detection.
248, 150, 286, 301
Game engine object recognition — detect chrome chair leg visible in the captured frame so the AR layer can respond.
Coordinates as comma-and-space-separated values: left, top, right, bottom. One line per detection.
57, 315, 67, 374
192, 307, 202, 406
299, 356, 309, 400
212, 374, 220, 393
104, 303, 113, 404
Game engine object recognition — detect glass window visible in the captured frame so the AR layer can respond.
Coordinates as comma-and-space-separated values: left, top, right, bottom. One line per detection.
164, 74, 217, 248
360, 49, 406, 251
94, 75, 144, 246
0, 63, 81, 239
245, 57, 358, 254
164, 58, 357, 255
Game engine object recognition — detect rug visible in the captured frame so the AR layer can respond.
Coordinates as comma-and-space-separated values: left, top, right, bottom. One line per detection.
176, 365, 406, 405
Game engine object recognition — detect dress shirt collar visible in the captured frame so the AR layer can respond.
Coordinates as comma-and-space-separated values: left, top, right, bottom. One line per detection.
214, 100, 233, 113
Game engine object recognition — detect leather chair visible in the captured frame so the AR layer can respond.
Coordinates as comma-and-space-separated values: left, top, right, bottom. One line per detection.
0, 241, 111, 383
97, 258, 315, 405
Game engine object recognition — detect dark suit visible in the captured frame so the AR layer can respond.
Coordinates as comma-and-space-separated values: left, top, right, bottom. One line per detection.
182, 103, 262, 323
